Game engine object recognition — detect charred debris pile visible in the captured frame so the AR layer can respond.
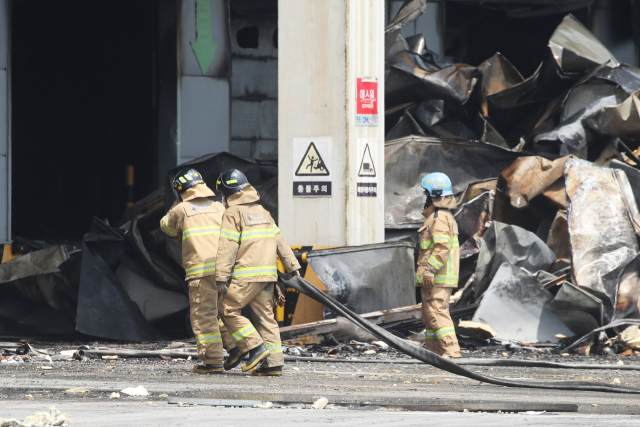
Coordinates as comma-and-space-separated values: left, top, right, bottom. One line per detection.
383, 3, 640, 356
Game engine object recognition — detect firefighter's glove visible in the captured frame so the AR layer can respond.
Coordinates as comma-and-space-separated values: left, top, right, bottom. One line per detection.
287, 270, 300, 280
423, 273, 436, 289
274, 285, 286, 307
216, 281, 229, 294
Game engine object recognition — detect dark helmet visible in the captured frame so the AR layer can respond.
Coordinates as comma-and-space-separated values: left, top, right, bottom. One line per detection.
172, 168, 204, 193
216, 169, 250, 197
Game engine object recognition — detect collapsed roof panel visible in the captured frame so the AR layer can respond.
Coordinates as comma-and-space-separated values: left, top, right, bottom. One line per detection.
565, 159, 640, 323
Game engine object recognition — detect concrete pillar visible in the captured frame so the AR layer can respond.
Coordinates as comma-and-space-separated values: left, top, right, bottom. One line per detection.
278, 0, 385, 246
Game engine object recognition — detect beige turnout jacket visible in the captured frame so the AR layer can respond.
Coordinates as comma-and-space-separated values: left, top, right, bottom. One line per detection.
416, 195, 460, 288
215, 186, 300, 283
160, 183, 224, 281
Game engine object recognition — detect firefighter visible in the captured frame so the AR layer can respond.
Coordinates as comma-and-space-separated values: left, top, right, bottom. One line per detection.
215, 169, 300, 377
416, 172, 462, 358
160, 168, 230, 374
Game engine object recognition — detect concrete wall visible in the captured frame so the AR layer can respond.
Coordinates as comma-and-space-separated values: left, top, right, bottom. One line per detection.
229, 21, 279, 161
278, 0, 385, 246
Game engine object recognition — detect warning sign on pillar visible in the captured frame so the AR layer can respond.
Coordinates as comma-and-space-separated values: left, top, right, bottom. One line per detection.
292, 136, 332, 197
356, 77, 378, 127
356, 141, 378, 197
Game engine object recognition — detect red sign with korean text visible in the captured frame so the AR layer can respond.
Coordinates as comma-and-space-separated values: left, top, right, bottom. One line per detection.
356, 77, 378, 126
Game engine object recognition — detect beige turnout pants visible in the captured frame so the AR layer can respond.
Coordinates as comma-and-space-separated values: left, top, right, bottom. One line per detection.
189, 276, 226, 365
421, 287, 461, 358
221, 281, 283, 368
218, 294, 236, 351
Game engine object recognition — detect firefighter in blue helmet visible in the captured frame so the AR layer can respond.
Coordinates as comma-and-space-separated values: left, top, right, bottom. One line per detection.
416, 172, 461, 358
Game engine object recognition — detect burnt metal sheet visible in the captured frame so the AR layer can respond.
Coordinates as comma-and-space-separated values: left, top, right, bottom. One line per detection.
477, 53, 524, 117
565, 158, 639, 322
548, 14, 618, 74
385, 0, 427, 33
534, 90, 623, 155
561, 81, 629, 120
616, 253, 640, 320
546, 210, 571, 273
550, 281, 603, 327
385, 107, 428, 141
0, 246, 78, 338
613, 168, 640, 238
384, 136, 542, 228
584, 90, 640, 140
485, 15, 617, 147
592, 64, 640, 95
499, 155, 571, 209
474, 221, 556, 300
405, 34, 426, 55
453, 191, 492, 248
0, 246, 78, 318
472, 262, 573, 343
385, 100, 476, 141
305, 242, 416, 319
385, 30, 409, 62
386, 51, 478, 109
611, 159, 640, 215
477, 114, 509, 149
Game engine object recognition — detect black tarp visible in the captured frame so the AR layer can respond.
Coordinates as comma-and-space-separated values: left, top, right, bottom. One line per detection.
75, 218, 164, 342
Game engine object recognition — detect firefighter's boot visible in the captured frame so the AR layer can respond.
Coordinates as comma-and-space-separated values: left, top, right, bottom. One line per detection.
224, 347, 244, 371
241, 344, 269, 372
193, 364, 223, 374
251, 365, 283, 377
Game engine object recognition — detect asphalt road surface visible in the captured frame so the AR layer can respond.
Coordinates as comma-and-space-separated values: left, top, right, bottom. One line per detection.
1, 351, 640, 426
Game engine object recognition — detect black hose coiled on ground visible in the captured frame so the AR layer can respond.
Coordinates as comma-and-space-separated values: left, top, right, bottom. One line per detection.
284, 275, 640, 394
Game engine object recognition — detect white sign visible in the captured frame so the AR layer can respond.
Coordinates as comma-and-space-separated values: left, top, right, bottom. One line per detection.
356, 139, 378, 197
293, 137, 332, 197
358, 144, 376, 177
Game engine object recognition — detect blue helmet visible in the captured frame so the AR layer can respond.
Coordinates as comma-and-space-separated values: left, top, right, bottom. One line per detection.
421, 172, 453, 197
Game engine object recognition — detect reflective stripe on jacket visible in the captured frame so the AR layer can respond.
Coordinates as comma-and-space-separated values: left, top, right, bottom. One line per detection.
416, 195, 460, 288
159, 183, 224, 281
215, 186, 301, 283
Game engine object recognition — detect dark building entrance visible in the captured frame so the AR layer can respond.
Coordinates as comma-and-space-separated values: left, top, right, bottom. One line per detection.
11, 0, 157, 240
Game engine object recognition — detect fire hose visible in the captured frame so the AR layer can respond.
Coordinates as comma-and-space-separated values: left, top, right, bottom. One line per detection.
283, 275, 640, 394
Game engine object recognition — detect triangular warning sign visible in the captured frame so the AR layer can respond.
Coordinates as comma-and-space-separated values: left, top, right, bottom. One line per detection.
295, 142, 330, 176
358, 144, 376, 177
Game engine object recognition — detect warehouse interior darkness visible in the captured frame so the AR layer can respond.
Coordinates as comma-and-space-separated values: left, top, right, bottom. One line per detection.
11, 0, 157, 240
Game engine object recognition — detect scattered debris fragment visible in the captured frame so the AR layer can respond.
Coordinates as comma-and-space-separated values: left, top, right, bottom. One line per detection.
0, 407, 70, 427
120, 386, 149, 397
253, 402, 274, 409
312, 397, 329, 410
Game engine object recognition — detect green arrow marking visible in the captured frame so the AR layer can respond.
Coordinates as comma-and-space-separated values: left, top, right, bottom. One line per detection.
190, 0, 218, 75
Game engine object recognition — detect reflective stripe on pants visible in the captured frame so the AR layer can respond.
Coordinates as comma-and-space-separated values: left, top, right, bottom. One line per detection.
189, 276, 224, 365
420, 287, 461, 358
